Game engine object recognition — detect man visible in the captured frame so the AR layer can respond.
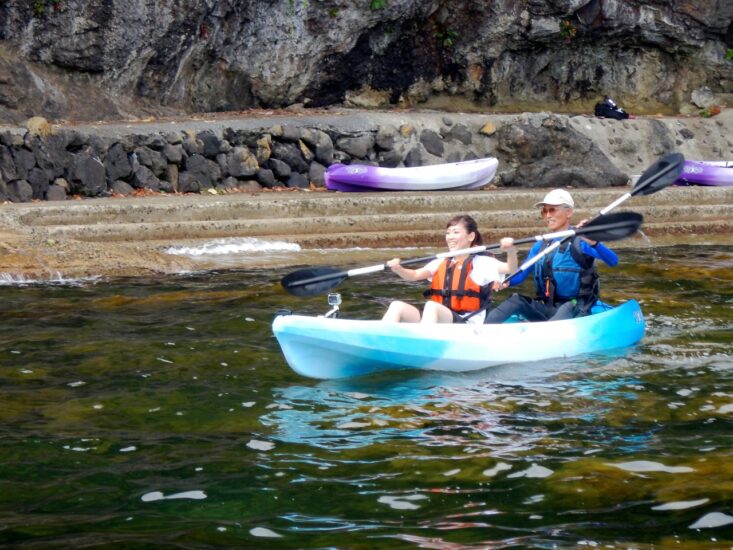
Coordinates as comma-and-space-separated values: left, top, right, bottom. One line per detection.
484, 189, 618, 323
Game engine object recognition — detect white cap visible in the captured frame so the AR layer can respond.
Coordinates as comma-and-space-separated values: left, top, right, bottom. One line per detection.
534, 189, 574, 208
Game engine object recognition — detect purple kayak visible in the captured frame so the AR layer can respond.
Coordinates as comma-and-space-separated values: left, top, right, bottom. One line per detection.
325, 158, 498, 192
674, 160, 733, 187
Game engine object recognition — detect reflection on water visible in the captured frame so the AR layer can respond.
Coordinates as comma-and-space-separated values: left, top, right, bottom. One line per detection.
0, 245, 731, 548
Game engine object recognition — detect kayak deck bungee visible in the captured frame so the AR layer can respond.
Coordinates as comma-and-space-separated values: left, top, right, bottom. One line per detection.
272, 300, 646, 379
324, 157, 498, 192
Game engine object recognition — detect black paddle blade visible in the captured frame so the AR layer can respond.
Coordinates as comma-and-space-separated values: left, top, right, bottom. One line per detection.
281, 267, 346, 297
634, 153, 684, 196
579, 211, 643, 242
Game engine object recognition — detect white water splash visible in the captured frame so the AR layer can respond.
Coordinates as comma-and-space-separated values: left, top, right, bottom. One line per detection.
0, 273, 100, 286
165, 237, 300, 257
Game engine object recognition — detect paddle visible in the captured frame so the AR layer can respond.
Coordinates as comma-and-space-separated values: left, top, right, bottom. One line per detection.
504, 152, 684, 281
598, 152, 684, 215
281, 211, 642, 297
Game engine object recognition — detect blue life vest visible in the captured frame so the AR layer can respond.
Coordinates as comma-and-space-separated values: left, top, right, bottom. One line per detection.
533, 237, 599, 310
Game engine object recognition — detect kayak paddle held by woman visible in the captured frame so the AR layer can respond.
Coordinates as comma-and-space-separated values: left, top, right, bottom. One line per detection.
382, 214, 518, 324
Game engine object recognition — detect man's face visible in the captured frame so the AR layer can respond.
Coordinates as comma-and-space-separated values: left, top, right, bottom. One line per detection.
540, 204, 572, 231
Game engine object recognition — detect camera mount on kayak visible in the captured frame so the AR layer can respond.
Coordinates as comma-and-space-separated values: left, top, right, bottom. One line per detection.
322, 293, 341, 318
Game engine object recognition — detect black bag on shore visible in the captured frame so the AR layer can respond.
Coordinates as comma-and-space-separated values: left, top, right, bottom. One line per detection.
594, 96, 630, 120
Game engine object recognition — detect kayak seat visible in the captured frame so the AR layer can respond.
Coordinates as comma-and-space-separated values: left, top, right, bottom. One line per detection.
498, 301, 612, 323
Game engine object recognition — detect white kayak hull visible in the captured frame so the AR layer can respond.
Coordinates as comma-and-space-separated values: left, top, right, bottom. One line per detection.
674, 159, 733, 187
324, 157, 498, 191
272, 300, 646, 379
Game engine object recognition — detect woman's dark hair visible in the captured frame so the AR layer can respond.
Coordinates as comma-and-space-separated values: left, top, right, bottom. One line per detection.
446, 214, 483, 246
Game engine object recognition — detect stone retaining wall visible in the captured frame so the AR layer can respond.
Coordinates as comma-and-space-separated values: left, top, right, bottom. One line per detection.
2, 109, 731, 203
0, 120, 500, 201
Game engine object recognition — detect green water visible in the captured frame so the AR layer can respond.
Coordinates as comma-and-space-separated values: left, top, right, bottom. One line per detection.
1, 245, 731, 548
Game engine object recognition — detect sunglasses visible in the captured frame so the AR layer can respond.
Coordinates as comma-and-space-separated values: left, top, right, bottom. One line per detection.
540, 205, 567, 216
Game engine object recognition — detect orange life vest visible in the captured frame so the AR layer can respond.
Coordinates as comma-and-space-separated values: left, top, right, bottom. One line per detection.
423, 255, 492, 314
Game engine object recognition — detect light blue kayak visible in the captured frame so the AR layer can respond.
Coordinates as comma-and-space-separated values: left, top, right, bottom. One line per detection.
272, 300, 645, 379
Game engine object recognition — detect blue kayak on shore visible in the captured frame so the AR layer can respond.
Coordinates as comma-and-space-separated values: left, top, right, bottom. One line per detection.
272, 300, 646, 379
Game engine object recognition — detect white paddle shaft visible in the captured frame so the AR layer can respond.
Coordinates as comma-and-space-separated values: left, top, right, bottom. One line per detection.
353, 232, 577, 276
347, 264, 388, 277
599, 192, 632, 215
517, 240, 562, 272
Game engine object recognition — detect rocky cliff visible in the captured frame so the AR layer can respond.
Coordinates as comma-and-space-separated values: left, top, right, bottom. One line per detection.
1, 0, 731, 124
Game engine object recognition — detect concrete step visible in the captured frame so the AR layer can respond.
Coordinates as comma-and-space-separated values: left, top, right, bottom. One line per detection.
16, 186, 732, 225
39, 201, 733, 243
6, 186, 732, 250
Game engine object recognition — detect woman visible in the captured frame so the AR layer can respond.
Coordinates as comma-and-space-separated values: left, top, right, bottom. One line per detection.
382, 214, 517, 324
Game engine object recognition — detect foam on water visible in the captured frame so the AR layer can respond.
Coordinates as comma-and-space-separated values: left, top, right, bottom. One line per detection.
0, 272, 100, 286
165, 237, 301, 257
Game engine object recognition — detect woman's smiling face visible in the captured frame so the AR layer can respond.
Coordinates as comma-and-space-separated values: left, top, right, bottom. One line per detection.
445, 222, 475, 251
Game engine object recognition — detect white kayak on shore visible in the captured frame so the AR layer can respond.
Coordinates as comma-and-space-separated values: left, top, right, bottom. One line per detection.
273, 300, 646, 379
674, 160, 733, 187
324, 157, 498, 192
